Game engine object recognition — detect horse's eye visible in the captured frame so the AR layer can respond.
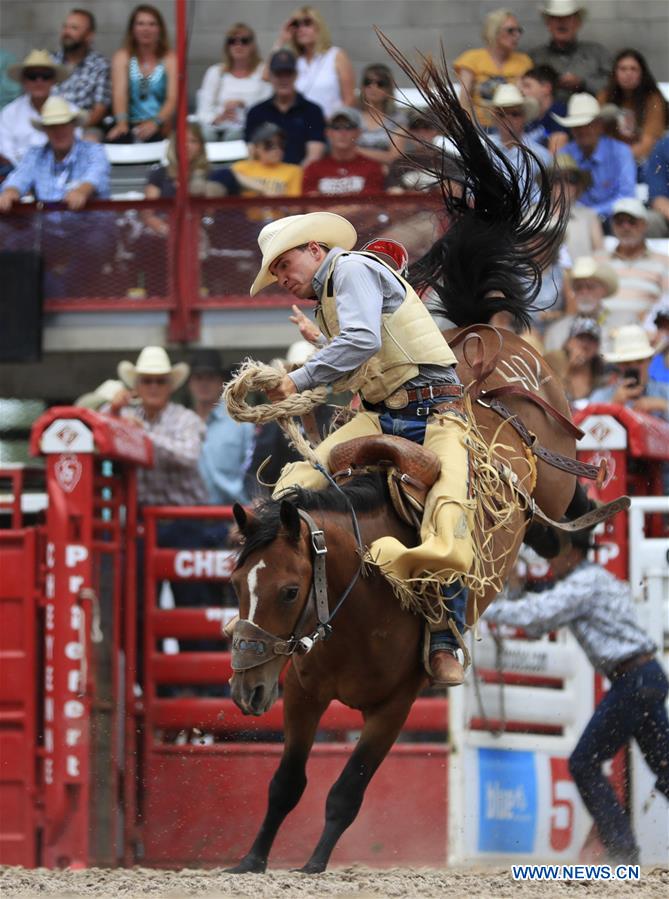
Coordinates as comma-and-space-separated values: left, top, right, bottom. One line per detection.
280, 585, 300, 603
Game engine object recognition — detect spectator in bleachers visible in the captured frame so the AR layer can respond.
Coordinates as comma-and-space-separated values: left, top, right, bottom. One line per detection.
521, 65, 568, 152
648, 300, 669, 383
646, 131, 669, 238
244, 50, 325, 166
187, 349, 255, 506
529, 1, 611, 104
386, 109, 443, 193
454, 7, 533, 129
550, 154, 604, 261
53, 8, 111, 131
597, 199, 669, 320
107, 4, 177, 143
589, 324, 668, 420
544, 315, 604, 408
487, 84, 552, 204
555, 94, 636, 220
197, 23, 270, 142
355, 64, 406, 168
0, 49, 21, 110
302, 107, 384, 196
274, 6, 355, 118
0, 96, 110, 297
111, 345, 208, 505
222, 123, 302, 197
0, 50, 73, 168
597, 49, 667, 165
543, 255, 618, 351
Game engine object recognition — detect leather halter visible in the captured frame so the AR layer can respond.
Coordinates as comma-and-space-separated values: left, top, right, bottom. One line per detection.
231, 508, 363, 671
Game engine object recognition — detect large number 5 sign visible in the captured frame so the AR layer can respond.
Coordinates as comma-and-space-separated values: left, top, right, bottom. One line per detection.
550, 757, 577, 852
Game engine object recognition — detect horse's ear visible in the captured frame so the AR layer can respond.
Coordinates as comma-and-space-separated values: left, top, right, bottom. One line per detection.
233, 503, 250, 533
279, 500, 301, 542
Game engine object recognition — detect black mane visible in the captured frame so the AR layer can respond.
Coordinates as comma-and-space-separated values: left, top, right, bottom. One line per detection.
236, 471, 389, 567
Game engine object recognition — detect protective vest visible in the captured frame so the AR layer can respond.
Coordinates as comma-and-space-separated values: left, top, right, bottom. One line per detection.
315, 251, 457, 404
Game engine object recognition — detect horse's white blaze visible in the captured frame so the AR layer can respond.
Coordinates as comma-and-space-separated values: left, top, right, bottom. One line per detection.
247, 559, 266, 623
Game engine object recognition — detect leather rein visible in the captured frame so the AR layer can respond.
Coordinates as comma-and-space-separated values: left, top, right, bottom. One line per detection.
231, 505, 364, 672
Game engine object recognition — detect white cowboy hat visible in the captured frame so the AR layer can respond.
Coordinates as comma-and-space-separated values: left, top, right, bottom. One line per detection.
117, 346, 190, 390
484, 83, 539, 120
31, 95, 85, 130
571, 256, 619, 297
552, 93, 600, 128
603, 325, 654, 364
8, 49, 70, 84
250, 212, 357, 296
540, 0, 587, 19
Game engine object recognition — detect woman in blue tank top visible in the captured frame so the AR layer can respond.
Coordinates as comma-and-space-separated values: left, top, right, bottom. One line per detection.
108, 4, 177, 143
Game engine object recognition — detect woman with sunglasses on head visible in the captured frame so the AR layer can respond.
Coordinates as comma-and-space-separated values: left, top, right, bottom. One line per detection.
454, 7, 532, 129
273, 6, 354, 118
597, 49, 667, 165
197, 24, 271, 142
107, 4, 176, 143
355, 64, 406, 168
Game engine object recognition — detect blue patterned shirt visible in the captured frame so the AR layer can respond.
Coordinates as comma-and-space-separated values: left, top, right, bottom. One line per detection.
562, 135, 636, 217
54, 48, 111, 112
3, 138, 110, 201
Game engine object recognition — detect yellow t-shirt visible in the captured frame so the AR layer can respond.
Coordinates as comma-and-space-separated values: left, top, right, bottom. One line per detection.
231, 160, 303, 197
454, 48, 533, 127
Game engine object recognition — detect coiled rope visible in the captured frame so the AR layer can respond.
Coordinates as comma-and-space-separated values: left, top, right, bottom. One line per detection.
223, 359, 329, 464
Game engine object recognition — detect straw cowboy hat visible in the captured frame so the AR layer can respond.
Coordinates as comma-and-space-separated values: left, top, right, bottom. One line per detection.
118, 346, 190, 390
603, 325, 654, 364
552, 93, 601, 128
540, 0, 587, 19
8, 49, 69, 84
571, 256, 619, 297
484, 83, 539, 120
250, 212, 357, 296
31, 95, 85, 130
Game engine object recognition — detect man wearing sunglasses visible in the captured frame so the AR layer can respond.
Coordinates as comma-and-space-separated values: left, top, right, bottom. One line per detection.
245, 49, 325, 166
0, 49, 78, 169
302, 107, 384, 196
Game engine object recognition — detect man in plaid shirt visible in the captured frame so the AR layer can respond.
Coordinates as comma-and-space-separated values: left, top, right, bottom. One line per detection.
53, 8, 110, 129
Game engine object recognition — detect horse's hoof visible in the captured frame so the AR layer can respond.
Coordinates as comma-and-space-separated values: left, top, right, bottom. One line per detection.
294, 862, 326, 874
224, 857, 266, 874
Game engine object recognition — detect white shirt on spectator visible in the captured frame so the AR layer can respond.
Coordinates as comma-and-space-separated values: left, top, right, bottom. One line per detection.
196, 63, 270, 129
0, 93, 80, 166
296, 47, 341, 118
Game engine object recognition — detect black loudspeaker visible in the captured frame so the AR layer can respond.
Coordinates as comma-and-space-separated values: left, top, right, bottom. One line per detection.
0, 251, 44, 362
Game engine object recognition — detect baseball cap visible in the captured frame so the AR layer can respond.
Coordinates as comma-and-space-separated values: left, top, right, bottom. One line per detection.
269, 49, 297, 74
327, 106, 362, 128
612, 198, 649, 221
249, 122, 285, 144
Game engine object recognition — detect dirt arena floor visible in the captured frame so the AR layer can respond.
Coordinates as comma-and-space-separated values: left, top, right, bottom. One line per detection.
1, 865, 668, 899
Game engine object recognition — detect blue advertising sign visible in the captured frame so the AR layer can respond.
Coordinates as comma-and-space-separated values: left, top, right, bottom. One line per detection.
478, 748, 537, 853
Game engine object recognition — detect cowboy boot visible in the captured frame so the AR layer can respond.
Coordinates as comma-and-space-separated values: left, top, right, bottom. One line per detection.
426, 582, 466, 687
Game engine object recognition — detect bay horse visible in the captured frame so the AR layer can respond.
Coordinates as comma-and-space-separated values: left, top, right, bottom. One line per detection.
227, 326, 590, 874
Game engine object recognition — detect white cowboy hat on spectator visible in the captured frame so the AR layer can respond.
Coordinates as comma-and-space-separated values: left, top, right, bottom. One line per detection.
8, 49, 70, 84
75, 380, 125, 411
250, 212, 357, 296
552, 93, 600, 128
31, 95, 85, 130
540, 0, 587, 19
286, 340, 317, 366
603, 325, 654, 364
118, 346, 190, 390
571, 256, 619, 297
484, 83, 539, 120
612, 198, 649, 222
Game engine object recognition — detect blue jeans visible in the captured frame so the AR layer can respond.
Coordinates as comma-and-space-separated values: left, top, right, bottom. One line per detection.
378, 398, 467, 651
568, 659, 669, 861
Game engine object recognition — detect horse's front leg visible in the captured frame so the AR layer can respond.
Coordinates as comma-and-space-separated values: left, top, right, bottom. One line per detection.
299, 686, 418, 874
226, 668, 328, 874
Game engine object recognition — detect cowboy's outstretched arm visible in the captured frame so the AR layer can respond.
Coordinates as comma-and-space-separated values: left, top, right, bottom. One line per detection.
290, 255, 383, 392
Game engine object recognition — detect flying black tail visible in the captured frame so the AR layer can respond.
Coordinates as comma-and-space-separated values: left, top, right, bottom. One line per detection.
378, 32, 566, 331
